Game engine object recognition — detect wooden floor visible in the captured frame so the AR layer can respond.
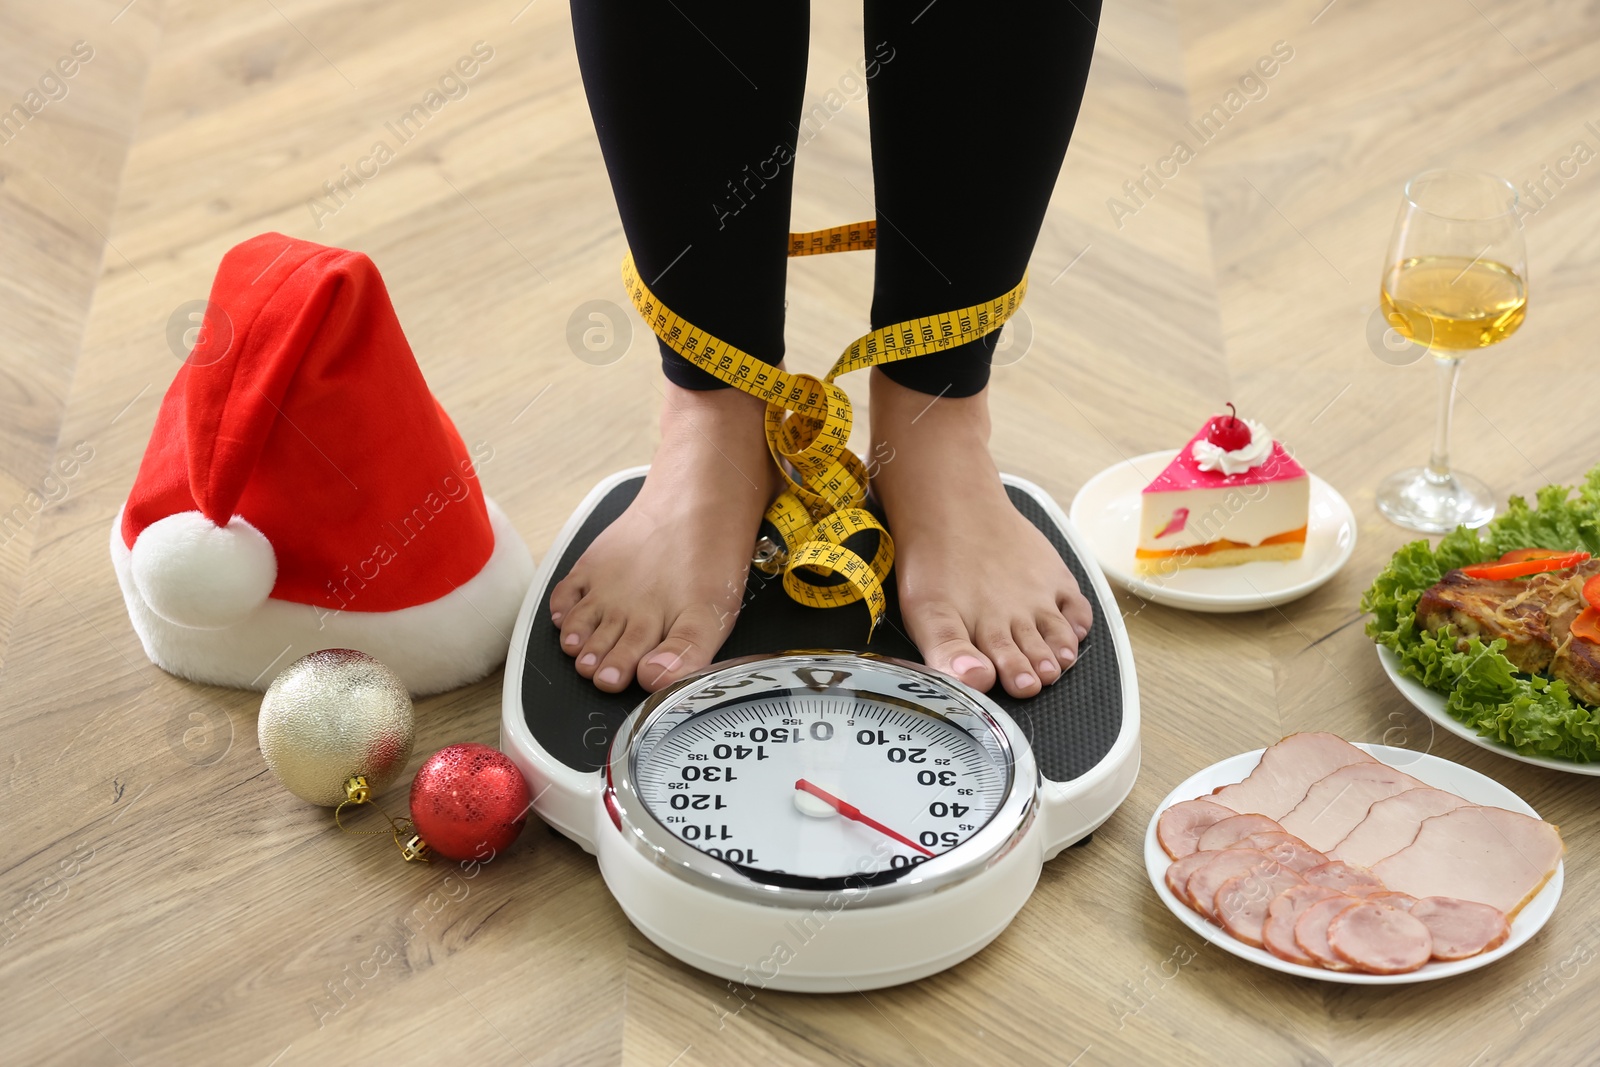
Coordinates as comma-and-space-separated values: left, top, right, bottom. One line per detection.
4, 0, 1600, 1063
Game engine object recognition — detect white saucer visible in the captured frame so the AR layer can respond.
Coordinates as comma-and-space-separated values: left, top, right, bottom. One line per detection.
1069, 449, 1357, 613
1377, 645, 1600, 776
1144, 742, 1562, 984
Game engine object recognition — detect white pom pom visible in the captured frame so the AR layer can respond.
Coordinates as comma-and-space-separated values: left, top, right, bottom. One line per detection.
130, 511, 276, 629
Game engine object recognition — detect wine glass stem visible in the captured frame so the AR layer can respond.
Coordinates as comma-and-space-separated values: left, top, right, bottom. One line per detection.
1427, 355, 1462, 485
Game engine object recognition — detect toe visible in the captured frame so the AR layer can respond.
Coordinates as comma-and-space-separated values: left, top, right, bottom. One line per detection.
1012, 620, 1059, 686
977, 620, 1040, 698
638, 603, 728, 692
1038, 610, 1080, 672
575, 613, 626, 679
907, 602, 995, 692
549, 570, 588, 626
1059, 583, 1094, 643
558, 595, 604, 657
593, 617, 663, 693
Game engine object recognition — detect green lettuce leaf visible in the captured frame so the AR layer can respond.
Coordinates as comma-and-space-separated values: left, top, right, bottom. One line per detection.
1362, 463, 1600, 762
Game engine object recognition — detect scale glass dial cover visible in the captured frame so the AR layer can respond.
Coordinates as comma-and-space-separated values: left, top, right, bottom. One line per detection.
606, 653, 1040, 905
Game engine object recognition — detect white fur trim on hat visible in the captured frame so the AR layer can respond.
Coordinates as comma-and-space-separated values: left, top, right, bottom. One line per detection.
112, 498, 535, 697
130, 512, 277, 629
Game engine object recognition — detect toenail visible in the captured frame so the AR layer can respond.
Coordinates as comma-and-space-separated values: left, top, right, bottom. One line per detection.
551, 611, 563, 624
950, 655, 985, 679
1014, 673, 1037, 691
597, 666, 621, 686
579, 653, 597, 668
1059, 647, 1077, 665
1039, 660, 1058, 676
646, 651, 681, 670
1073, 623, 1088, 640
564, 633, 581, 648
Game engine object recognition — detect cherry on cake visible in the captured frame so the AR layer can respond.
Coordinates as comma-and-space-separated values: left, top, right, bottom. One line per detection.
1136, 405, 1309, 575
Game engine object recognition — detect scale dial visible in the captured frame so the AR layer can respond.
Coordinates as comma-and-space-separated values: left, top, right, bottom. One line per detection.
636, 694, 1007, 878
606, 654, 1038, 904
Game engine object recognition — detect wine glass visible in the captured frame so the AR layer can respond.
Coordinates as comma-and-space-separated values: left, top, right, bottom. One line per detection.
1374, 169, 1527, 533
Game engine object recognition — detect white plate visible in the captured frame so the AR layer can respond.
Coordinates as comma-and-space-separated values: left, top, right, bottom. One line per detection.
1143, 742, 1562, 984
1377, 644, 1600, 776
1068, 450, 1356, 612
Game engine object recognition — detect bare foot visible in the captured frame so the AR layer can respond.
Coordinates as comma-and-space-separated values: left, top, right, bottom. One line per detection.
549, 382, 777, 692
869, 371, 1093, 698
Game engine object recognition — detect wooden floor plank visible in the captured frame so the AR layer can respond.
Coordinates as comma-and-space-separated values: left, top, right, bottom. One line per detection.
4, 0, 1599, 1063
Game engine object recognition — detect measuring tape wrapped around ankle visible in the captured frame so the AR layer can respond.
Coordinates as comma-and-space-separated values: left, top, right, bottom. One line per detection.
621, 220, 1027, 633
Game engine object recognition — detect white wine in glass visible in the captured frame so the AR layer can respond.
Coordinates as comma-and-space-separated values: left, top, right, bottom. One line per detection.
1375, 170, 1527, 533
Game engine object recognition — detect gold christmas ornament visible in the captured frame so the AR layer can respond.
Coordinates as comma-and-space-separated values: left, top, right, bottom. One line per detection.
258, 649, 415, 807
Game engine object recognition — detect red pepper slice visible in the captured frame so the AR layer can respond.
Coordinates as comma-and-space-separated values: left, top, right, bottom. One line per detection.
1584, 574, 1600, 611
1460, 551, 1591, 581
1499, 548, 1579, 563
1573, 606, 1600, 645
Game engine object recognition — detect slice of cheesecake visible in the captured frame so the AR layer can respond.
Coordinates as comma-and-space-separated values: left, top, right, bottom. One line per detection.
1136, 407, 1309, 575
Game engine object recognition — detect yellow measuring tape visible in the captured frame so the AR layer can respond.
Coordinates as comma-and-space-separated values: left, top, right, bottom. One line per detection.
621, 220, 1027, 634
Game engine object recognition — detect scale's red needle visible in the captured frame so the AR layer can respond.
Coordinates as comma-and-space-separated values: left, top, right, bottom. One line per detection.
795, 778, 937, 857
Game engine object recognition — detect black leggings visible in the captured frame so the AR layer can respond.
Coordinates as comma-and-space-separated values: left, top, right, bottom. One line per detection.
571, 1, 1100, 398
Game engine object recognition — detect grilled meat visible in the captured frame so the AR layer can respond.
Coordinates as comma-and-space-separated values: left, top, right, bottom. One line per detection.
1416, 572, 1560, 673
1552, 632, 1600, 706
1417, 559, 1600, 704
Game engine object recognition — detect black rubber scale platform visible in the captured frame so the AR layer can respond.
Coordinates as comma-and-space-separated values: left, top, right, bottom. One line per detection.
519, 475, 1123, 787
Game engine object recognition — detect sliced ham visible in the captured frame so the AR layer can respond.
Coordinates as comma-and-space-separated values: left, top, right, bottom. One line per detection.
1240, 832, 1329, 873
1327, 901, 1433, 974
1157, 798, 1239, 859
1264, 885, 1343, 966
1294, 895, 1364, 970
1303, 861, 1385, 896
1278, 762, 1427, 851
1165, 851, 1216, 907
1172, 731, 1558, 965
1187, 849, 1281, 920
1371, 806, 1563, 917
1329, 788, 1473, 868
1368, 892, 1417, 911
1196, 813, 1284, 852
1210, 733, 1379, 819
1216, 866, 1306, 947
1409, 897, 1511, 960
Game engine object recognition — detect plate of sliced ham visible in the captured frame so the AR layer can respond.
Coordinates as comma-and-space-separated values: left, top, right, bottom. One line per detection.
1145, 732, 1564, 983
1377, 645, 1600, 776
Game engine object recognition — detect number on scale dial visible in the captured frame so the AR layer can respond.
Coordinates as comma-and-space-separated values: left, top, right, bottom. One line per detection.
633, 695, 1007, 879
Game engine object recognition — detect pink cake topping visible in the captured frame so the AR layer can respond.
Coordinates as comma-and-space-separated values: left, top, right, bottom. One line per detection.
1143, 423, 1307, 493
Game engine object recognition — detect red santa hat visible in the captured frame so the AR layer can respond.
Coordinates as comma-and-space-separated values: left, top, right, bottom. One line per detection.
111, 233, 534, 696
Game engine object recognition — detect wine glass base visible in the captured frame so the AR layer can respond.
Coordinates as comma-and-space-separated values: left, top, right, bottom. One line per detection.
1375, 467, 1497, 534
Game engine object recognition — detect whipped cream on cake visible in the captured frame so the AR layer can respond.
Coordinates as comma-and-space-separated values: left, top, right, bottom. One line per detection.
1191, 417, 1272, 475
1136, 405, 1309, 575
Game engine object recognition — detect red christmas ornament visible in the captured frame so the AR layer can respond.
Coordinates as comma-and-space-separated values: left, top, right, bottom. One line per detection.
408, 743, 531, 862
1204, 401, 1252, 452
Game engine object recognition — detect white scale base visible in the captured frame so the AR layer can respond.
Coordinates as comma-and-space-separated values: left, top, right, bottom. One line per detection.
502, 468, 1141, 991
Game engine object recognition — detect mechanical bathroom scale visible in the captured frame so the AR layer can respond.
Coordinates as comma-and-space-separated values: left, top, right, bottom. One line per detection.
501, 467, 1140, 991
